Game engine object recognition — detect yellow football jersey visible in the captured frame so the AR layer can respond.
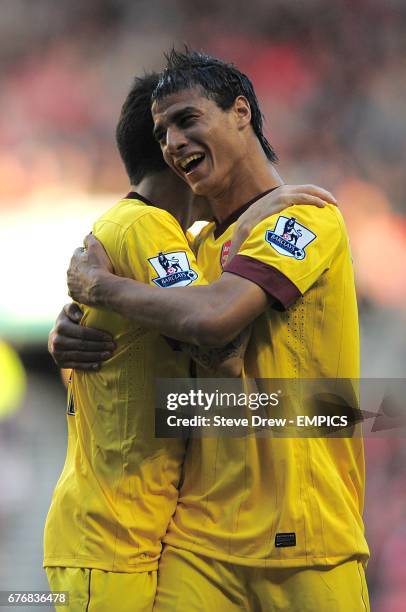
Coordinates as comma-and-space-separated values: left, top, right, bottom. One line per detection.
164, 203, 369, 568
44, 193, 206, 573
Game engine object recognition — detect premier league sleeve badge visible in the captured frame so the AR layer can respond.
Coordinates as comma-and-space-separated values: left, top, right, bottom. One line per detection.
148, 251, 198, 287
265, 216, 316, 260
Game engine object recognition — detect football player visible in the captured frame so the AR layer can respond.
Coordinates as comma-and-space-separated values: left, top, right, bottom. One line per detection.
65, 51, 369, 611
46, 68, 331, 611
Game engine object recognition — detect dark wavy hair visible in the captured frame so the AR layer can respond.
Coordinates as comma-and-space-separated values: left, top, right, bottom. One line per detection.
116, 72, 167, 184
152, 49, 278, 163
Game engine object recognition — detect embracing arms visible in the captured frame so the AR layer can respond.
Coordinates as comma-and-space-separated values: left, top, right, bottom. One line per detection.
68, 259, 266, 346
50, 183, 336, 368
65, 184, 335, 346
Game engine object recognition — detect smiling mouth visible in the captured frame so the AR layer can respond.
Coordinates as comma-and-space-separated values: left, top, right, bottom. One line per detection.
178, 153, 205, 175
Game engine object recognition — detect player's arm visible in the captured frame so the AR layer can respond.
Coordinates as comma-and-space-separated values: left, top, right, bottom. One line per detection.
177, 325, 251, 376
114, 210, 252, 372
49, 302, 247, 375
48, 303, 115, 370
50, 248, 247, 375
68, 237, 268, 346
54, 311, 249, 377
67, 185, 337, 348
178, 184, 336, 357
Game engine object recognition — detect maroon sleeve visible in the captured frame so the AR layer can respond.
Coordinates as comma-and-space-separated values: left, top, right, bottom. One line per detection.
224, 254, 302, 310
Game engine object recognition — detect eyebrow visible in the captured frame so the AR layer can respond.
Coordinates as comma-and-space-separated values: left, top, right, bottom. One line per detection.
153, 106, 200, 140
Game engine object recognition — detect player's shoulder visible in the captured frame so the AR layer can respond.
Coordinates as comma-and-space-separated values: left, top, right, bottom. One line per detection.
94, 196, 181, 236
285, 204, 348, 242
274, 202, 340, 223
242, 204, 348, 262
253, 203, 345, 238
292, 202, 342, 222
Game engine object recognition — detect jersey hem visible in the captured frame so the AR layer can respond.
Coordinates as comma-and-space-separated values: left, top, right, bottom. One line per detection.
162, 539, 370, 569
43, 557, 158, 573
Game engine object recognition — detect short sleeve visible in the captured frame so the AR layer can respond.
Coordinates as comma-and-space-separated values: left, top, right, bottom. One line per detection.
118, 209, 208, 288
224, 205, 342, 309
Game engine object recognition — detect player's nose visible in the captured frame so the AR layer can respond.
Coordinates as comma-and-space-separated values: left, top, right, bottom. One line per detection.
166, 126, 188, 155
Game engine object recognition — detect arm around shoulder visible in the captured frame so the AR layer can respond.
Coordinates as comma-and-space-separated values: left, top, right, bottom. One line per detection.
89, 269, 268, 347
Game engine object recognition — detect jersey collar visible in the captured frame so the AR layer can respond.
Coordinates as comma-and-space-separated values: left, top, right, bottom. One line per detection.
125, 191, 154, 206
213, 187, 280, 239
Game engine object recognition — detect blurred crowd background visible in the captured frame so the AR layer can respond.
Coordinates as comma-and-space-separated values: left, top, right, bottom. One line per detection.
0, 1, 405, 610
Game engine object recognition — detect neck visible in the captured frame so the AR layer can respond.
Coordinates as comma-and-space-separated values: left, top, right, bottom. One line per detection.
130, 174, 193, 231
207, 142, 284, 223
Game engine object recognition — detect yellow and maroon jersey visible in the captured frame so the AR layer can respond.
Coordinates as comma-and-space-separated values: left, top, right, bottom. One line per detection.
44, 193, 206, 573
164, 202, 369, 568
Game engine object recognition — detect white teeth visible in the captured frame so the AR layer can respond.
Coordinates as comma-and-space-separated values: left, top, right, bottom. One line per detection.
179, 153, 204, 170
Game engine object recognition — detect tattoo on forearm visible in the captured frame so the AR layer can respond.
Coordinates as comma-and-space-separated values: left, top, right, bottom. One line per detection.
180, 327, 251, 371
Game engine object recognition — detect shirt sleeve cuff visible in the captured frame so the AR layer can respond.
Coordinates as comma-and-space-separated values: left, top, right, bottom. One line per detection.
224, 254, 302, 310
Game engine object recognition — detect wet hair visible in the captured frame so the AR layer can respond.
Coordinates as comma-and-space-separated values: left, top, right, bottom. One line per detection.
152, 49, 278, 163
116, 72, 167, 184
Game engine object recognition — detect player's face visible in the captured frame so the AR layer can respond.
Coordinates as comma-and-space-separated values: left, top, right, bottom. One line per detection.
152, 87, 248, 197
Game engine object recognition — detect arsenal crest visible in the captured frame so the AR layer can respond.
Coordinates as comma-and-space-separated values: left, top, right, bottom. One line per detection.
220, 240, 232, 268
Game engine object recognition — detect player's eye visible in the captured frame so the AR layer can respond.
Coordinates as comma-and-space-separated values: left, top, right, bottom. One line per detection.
179, 115, 197, 127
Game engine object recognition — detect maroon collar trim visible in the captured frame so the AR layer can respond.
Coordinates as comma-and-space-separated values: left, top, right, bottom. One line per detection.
213, 187, 280, 239
125, 191, 155, 206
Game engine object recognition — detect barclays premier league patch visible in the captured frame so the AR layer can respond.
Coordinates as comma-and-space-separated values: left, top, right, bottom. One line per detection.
148, 251, 198, 287
265, 216, 316, 260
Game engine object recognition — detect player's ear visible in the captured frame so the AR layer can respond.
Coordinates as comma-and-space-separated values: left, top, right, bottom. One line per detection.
233, 96, 251, 130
